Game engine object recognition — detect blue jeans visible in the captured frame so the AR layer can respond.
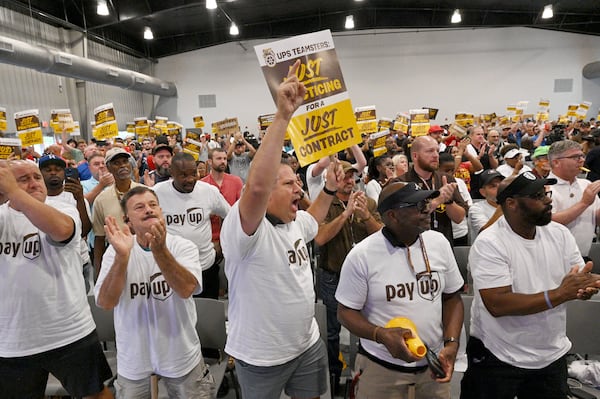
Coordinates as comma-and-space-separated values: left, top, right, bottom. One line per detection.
318, 268, 343, 382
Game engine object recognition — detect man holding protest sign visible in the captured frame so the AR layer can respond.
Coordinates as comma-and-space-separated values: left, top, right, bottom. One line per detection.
221, 60, 343, 399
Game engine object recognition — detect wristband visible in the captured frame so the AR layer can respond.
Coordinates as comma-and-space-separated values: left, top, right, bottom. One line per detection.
544, 290, 553, 309
444, 337, 459, 346
373, 326, 381, 343
323, 186, 337, 196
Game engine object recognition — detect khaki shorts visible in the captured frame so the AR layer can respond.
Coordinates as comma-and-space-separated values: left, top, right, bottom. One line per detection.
114, 358, 215, 399
354, 353, 450, 399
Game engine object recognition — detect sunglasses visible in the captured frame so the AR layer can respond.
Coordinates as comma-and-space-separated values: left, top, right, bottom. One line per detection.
391, 200, 431, 213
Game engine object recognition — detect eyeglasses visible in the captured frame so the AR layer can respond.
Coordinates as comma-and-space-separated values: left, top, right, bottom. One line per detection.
556, 154, 585, 161
515, 190, 552, 201
392, 200, 430, 213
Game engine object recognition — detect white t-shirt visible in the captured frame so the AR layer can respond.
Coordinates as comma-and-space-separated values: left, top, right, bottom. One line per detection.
365, 179, 383, 202
549, 173, 599, 257
306, 163, 325, 200
336, 230, 464, 367
154, 180, 230, 270
46, 191, 91, 265
452, 178, 473, 239
221, 202, 320, 366
95, 234, 203, 379
469, 200, 497, 241
496, 163, 532, 177
469, 217, 580, 369
0, 203, 94, 357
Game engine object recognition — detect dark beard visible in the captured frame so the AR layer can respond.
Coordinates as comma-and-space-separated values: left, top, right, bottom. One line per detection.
156, 165, 170, 177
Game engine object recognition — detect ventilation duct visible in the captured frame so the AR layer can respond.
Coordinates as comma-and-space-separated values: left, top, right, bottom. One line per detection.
583, 61, 600, 80
0, 35, 177, 97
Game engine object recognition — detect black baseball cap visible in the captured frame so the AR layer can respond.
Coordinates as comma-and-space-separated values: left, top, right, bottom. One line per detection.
479, 169, 504, 187
496, 171, 556, 204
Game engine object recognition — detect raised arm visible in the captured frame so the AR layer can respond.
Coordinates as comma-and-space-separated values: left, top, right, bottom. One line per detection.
0, 161, 74, 242
349, 144, 367, 174
238, 60, 306, 235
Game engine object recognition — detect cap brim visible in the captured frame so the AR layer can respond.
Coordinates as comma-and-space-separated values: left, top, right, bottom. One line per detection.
520, 177, 556, 195
497, 176, 556, 203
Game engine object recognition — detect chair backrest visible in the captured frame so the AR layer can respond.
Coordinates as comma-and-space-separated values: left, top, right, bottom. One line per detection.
87, 295, 115, 342
194, 298, 227, 351
587, 243, 600, 273
566, 299, 600, 356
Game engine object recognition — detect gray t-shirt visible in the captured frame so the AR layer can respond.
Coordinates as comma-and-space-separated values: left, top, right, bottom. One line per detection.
229, 152, 251, 183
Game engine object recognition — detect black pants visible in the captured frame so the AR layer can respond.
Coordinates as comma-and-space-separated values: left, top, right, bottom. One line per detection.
195, 261, 220, 299
460, 336, 568, 399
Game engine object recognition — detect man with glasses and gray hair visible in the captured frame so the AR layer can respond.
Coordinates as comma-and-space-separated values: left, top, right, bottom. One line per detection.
336, 181, 464, 399
461, 172, 600, 399
548, 140, 600, 259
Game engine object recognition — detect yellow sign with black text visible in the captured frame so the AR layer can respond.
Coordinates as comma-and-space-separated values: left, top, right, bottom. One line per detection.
287, 99, 359, 165
15, 109, 43, 146
255, 29, 360, 166
0, 138, 21, 159
0, 107, 6, 132
193, 115, 205, 129
94, 103, 118, 140
355, 106, 377, 136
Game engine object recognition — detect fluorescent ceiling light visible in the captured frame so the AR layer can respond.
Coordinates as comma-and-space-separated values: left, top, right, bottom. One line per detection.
97, 1, 109, 16
451, 9, 462, 24
345, 15, 355, 29
542, 4, 553, 19
230, 22, 239, 36
206, 0, 217, 10
144, 26, 154, 40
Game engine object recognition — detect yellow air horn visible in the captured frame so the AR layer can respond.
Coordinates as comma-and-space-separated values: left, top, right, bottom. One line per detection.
385, 317, 427, 359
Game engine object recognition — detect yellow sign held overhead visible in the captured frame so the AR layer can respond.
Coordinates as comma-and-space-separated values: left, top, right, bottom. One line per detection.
410, 109, 430, 137
255, 29, 360, 166
0, 137, 21, 159
193, 115, 205, 129
15, 109, 43, 146
134, 117, 149, 137
0, 107, 7, 132
94, 103, 118, 140
354, 106, 377, 136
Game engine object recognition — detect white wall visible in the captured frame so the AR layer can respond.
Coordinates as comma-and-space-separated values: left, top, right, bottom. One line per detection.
155, 27, 600, 132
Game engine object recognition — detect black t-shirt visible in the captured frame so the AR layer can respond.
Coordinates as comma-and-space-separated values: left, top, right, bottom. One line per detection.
585, 146, 600, 182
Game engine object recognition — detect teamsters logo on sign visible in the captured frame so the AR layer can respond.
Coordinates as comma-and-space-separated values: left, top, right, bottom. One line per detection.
255, 30, 361, 166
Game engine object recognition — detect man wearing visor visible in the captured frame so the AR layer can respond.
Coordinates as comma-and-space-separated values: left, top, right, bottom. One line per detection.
336, 181, 464, 398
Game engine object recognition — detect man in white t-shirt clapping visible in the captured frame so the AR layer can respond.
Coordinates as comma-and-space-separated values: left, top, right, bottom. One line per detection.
95, 186, 215, 398
461, 172, 600, 399
154, 152, 230, 299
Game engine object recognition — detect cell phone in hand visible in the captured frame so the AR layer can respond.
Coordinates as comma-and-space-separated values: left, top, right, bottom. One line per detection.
64, 167, 79, 181
425, 344, 446, 379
